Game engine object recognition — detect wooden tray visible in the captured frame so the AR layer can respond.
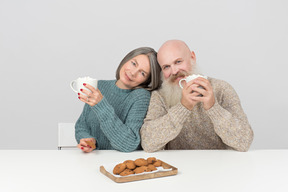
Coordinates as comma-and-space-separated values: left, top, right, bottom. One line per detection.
100, 161, 178, 183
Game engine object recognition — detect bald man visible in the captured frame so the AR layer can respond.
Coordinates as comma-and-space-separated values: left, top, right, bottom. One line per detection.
140, 40, 253, 152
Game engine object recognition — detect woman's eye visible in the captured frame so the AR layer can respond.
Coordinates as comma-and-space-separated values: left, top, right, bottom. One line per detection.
141, 72, 145, 77
131, 61, 136, 66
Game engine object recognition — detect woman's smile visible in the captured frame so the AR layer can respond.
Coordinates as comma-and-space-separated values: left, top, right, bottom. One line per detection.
125, 72, 132, 81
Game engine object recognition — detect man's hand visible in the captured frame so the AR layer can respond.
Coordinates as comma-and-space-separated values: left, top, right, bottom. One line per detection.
180, 80, 201, 110
189, 77, 215, 110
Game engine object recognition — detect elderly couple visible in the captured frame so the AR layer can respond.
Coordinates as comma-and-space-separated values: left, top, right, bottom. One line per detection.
75, 39, 254, 153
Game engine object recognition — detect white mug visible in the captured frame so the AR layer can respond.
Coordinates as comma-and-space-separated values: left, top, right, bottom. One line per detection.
179, 74, 207, 89
70, 76, 98, 94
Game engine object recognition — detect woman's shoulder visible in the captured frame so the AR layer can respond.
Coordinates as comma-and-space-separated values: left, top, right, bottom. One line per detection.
97, 80, 115, 88
130, 88, 151, 99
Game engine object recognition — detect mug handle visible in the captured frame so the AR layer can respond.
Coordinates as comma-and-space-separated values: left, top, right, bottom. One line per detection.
70, 80, 78, 93
179, 79, 187, 89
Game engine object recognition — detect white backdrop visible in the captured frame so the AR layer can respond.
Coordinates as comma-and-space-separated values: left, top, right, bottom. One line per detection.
0, 0, 287, 149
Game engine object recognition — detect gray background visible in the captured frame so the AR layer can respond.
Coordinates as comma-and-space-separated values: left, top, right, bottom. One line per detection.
1, 0, 287, 150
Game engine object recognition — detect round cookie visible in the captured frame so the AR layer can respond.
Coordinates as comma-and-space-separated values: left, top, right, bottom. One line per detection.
147, 164, 157, 171
134, 166, 149, 174
119, 169, 134, 176
113, 163, 126, 175
153, 160, 162, 167
147, 157, 156, 164
124, 160, 136, 170
134, 158, 148, 166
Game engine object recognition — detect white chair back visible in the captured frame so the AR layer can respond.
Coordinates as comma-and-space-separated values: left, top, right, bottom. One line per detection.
58, 123, 78, 150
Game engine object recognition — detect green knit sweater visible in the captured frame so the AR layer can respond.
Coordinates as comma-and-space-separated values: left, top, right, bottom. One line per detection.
75, 80, 151, 152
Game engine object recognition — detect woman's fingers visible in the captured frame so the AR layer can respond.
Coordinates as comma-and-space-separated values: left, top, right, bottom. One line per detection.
77, 84, 103, 107
78, 93, 89, 103
80, 88, 92, 98
78, 138, 96, 152
83, 83, 97, 93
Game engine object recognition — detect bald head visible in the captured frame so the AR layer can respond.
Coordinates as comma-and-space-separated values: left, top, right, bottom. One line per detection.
158, 40, 191, 57
157, 40, 196, 81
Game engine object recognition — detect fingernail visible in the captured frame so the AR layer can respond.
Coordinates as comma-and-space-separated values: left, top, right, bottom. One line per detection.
81, 147, 84, 149
83, 83, 86, 86
78, 97, 80, 99
78, 93, 80, 95
80, 89, 83, 91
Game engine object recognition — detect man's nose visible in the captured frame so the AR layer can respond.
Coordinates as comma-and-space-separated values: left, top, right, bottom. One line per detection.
171, 65, 179, 75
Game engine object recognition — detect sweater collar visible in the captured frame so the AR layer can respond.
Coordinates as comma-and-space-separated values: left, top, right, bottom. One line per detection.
113, 80, 132, 93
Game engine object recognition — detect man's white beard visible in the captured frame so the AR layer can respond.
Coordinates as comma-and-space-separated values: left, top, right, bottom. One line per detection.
159, 78, 182, 108
158, 64, 200, 108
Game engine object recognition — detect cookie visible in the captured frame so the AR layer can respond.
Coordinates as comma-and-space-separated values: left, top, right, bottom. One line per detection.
85, 140, 96, 149
124, 160, 136, 170
134, 166, 149, 174
153, 160, 162, 167
147, 157, 156, 164
134, 158, 148, 166
147, 164, 157, 171
119, 169, 134, 176
113, 163, 126, 175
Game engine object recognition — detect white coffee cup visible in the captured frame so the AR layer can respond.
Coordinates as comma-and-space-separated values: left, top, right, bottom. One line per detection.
179, 74, 208, 89
70, 76, 98, 94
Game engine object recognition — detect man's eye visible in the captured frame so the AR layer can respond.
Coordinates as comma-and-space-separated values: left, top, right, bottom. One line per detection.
163, 66, 169, 70
176, 60, 182, 64
131, 61, 136, 66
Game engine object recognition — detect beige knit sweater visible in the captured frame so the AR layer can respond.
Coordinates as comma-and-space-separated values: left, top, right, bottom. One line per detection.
140, 77, 254, 152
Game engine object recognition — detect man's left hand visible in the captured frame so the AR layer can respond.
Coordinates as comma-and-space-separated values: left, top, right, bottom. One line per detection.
189, 77, 215, 110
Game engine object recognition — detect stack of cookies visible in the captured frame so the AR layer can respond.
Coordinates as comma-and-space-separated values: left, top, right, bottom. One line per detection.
113, 157, 162, 176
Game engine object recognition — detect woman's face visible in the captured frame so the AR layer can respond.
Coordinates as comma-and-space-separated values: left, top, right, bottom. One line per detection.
117, 54, 151, 89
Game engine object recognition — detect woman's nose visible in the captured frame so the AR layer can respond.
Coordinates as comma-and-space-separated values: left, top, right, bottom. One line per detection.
130, 69, 137, 76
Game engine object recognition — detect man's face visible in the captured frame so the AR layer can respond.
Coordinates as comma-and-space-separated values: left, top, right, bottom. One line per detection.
158, 47, 195, 85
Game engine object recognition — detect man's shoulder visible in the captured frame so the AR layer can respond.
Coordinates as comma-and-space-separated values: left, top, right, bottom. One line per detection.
208, 77, 239, 100
150, 89, 165, 99
208, 77, 234, 90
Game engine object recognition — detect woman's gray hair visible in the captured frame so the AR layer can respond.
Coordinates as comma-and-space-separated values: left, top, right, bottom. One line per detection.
116, 47, 162, 91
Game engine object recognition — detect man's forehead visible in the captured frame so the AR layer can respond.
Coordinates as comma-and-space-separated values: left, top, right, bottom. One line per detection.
158, 48, 183, 65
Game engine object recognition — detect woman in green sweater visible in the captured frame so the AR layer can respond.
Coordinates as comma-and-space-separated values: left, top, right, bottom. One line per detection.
75, 47, 161, 152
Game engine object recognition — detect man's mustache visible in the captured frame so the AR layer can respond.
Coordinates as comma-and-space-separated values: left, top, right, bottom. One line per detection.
168, 71, 190, 83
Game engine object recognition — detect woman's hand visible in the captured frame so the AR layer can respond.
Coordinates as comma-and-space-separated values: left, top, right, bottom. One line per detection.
78, 83, 103, 107
77, 138, 96, 153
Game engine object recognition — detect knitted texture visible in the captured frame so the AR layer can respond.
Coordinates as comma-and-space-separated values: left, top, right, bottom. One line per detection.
140, 77, 254, 152
75, 80, 151, 152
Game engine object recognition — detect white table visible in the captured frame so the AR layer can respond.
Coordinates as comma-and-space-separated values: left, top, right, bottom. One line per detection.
0, 150, 287, 192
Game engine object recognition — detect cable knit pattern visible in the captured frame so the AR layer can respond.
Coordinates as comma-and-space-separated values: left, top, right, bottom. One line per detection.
75, 80, 150, 152
140, 77, 253, 152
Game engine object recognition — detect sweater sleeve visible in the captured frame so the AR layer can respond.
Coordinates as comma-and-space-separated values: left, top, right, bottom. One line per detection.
140, 91, 192, 152
205, 81, 254, 152
75, 104, 94, 143
90, 91, 150, 152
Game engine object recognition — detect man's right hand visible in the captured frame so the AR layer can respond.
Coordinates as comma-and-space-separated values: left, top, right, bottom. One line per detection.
180, 80, 201, 110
